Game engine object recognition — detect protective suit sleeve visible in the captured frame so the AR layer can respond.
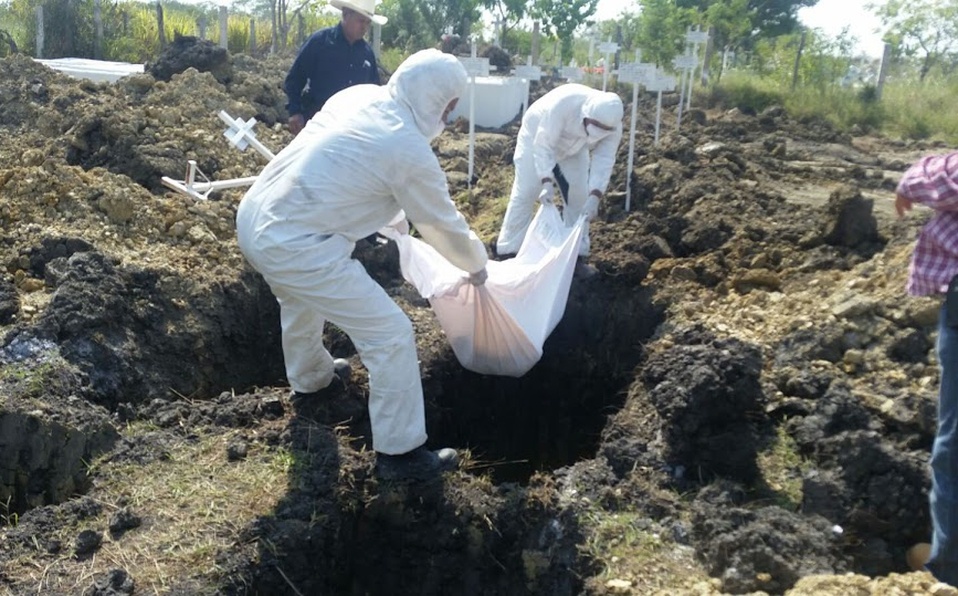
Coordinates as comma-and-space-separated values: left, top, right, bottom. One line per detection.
587, 125, 623, 195
531, 111, 561, 183
392, 145, 488, 274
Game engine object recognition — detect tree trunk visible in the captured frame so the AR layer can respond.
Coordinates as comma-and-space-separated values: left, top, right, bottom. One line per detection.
791, 29, 806, 91
93, 0, 102, 59
156, 2, 166, 49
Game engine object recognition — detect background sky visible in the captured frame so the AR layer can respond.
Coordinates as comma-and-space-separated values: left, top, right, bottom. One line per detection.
592, 0, 887, 57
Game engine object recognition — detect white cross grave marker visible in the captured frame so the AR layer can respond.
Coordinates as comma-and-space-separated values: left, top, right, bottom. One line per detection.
684, 26, 710, 110
458, 41, 490, 190
615, 52, 655, 211
560, 65, 583, 82
514, 57, 543, 115
597, 39, 619, 91
219, 110, 275, 161
672, 51, 698, 129
161, 110, 275, 201
645, 71, 676, 146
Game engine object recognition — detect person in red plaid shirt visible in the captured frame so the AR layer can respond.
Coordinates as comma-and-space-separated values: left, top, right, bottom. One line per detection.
898, 151, 958, 586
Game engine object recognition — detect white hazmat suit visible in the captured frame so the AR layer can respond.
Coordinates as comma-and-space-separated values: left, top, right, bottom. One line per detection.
496, 84, 623, 257
236, 49, 488, 456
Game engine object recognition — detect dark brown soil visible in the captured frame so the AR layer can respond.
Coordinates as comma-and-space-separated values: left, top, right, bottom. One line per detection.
0, 38, 952, 595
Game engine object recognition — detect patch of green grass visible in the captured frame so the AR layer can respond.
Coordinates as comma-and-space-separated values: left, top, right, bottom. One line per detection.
756, 425, 809, 511
0, 358, 66, 400
708, 73, 785, 115
708, 70, 958, 144
579, 507, 712, 593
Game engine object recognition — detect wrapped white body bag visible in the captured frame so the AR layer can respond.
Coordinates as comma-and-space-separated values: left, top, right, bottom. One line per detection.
382, 203, 584, 377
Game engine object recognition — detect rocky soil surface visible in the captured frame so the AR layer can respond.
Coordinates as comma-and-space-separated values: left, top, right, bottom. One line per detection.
0, 38, 956, 595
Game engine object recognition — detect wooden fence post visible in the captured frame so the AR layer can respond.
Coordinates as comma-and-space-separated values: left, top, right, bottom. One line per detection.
219, 6, 228, 49
198, 15, 207, 40
531, 21, 539, 65
94, 0, 103, 59
791, 28, 806, 91
249, 18, 256, 53
702, 26, 715, 85
35, 5, 44, 58
876, 42, 891, 100
156, 2, 167, 49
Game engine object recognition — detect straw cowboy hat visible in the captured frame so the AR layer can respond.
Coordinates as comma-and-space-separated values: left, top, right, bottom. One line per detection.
330, 0, 388, 25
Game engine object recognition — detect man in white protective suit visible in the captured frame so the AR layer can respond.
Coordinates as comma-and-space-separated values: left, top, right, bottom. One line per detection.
236, 49, 489, 481
494, 83, 623, 277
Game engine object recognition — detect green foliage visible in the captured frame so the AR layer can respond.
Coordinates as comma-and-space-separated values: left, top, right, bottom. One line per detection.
378, 0, 436, 52
378, 46, 405, 73
0, 0, 337, 61
703, 0, 751, 52
530, 0, 598, 64
750, 28, 859, 92
873, 0, 958, 81
705, 59, 958, 144
378, 0, 480, 46
785, 85, 886, 132
678, 0, 814, 43
880, 70, 958, 142
707, 71, 784, 114
502, 27, 532, 57
630, 0, 694, 68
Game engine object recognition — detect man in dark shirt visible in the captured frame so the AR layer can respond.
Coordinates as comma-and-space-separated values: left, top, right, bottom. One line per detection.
284, 0, 386, 135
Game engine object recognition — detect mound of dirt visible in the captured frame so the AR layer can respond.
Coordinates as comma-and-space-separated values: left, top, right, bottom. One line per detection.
0, 43, 953, 596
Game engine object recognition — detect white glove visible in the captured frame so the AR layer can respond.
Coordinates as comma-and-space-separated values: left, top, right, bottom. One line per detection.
537, 182, 555, 206
468, 268, 488, 286
583, 195, 600, 220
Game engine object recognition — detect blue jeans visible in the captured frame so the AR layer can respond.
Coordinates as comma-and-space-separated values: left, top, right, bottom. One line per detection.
930, 303, 958, 585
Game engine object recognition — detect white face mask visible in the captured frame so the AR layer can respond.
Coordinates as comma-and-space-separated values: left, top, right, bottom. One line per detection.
586, 122, 613, 142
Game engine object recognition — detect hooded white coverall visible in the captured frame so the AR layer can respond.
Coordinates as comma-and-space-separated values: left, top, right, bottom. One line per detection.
236, 49, 488, 455
496, 84, 624, 257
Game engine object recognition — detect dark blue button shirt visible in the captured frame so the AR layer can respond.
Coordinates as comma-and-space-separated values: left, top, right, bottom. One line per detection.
284, 23, 380, 119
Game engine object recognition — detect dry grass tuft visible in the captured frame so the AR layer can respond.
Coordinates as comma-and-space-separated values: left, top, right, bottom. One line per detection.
3, 423, 292, 594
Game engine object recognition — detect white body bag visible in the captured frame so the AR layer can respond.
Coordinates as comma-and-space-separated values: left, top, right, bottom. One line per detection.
382, 203, 584, 377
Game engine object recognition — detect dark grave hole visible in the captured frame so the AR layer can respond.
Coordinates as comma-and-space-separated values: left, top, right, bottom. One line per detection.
426, 284, 661, 483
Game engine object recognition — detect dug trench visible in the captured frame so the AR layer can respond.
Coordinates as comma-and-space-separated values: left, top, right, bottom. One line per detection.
0, 42, 950, 595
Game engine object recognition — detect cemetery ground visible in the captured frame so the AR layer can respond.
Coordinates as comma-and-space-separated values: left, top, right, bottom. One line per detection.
0, 40, 956, 595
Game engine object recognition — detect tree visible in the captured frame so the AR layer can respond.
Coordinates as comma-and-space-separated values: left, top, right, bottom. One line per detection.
872, 0, 958, 80
629, 0, 694, 68
677, 0, 818, 46
406, 0, 483, 41
702, 0, 752, 54
0, 29, 18, 56
481, 0, 527, 48
530, 0, 598, 64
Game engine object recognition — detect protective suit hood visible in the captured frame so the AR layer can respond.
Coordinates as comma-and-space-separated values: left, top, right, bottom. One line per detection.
388, 49, 467, 140
582, 92, 623, 141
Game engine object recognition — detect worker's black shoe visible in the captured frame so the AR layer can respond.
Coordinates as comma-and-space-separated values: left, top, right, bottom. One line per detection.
290, 358, 352, 403
375, 446, 459, 481
290, 375, 345, 403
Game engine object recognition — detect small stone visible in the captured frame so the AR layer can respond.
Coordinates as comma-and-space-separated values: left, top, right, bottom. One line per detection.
227, 441, 248, 461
